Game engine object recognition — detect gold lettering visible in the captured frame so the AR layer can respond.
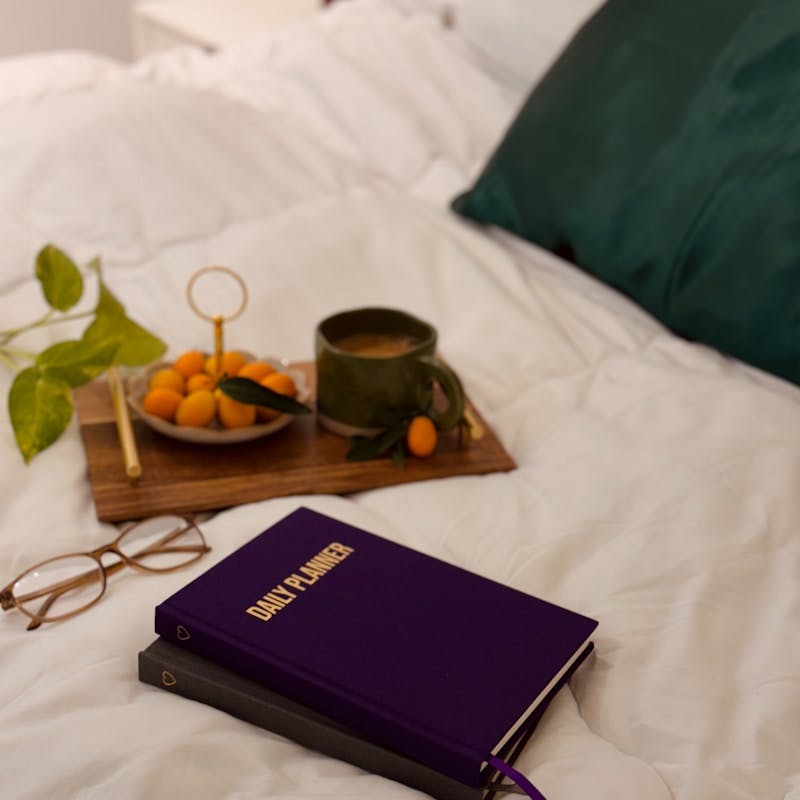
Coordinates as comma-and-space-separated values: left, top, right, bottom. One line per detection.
305, 556, 335, 573
299, 566, 325, 581
313, 551, 341, 567
244, 542, 356, 620
256, 598, 284, 614
264, 593, 288, 607
272, 585, 296, 602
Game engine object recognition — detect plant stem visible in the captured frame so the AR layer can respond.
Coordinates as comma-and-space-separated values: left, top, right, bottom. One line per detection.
2, 346, 36, 360
0, 350, 19, 371
0, 344, 37, 371
0, 309, 94, 343
0, 309, 54, 343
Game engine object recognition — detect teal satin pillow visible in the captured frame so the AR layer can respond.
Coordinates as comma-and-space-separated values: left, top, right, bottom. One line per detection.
453, 0, 800, 386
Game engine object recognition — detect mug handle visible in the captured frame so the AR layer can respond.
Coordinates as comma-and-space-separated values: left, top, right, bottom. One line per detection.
415, 356, 465, 432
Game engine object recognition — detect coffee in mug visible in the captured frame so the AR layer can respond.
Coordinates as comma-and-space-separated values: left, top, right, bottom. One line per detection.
315, 307, 465, 437
331, 332, 421, 358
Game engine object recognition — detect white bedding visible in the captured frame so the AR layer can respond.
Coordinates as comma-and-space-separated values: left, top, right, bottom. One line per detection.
1, 3, 798, 800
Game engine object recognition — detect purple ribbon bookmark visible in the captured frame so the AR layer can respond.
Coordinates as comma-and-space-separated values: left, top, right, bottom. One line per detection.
487, 755, 548, 800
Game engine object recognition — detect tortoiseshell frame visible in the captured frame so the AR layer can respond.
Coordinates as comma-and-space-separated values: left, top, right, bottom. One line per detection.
1, 515, 209, 631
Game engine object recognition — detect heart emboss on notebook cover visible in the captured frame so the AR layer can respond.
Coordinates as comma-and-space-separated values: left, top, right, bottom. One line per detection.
177, 625, 191, 640
161, 671, 177, 688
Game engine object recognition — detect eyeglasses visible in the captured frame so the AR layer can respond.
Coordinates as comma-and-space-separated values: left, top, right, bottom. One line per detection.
0, 515, 210, 631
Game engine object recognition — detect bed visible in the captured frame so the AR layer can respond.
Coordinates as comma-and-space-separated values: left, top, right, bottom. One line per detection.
1, 1, 798, 799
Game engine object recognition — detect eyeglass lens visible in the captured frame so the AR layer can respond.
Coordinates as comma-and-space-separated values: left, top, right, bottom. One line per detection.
118, 516, 205, 571
13, 555, 104, 622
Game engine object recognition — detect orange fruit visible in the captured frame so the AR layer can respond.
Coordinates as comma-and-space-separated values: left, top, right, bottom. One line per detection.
406, 415, 437, 458
256, 371, 297, 422
260, 371, 297, 397
142, 388, 183, 422
172, 349, 206, 380
148, 367, 185, 395
186, 373, 215, 393
218, 393, 257, 429
175, 389, 217, 427
205, 351, 247, 379
237, 360, 275, 382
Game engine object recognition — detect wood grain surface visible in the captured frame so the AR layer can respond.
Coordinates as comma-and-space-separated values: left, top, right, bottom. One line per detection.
74, 363, 516, 522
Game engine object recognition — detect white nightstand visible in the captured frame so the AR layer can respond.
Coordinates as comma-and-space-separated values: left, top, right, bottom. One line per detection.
131, 0, 325, 58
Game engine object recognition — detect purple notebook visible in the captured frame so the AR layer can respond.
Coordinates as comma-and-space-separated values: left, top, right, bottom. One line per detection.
155, 507, 597, 788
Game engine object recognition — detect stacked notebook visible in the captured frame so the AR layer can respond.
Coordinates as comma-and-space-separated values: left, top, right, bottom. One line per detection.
139, 507, 598, 799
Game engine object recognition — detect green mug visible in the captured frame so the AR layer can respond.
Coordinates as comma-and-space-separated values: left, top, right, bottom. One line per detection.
315, 307, 465, 436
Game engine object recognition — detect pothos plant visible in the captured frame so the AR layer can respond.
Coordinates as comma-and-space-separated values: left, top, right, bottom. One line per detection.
2, 245, 167, 462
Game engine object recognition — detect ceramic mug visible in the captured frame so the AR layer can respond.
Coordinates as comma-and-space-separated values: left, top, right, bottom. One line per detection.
315, 307, 465, 436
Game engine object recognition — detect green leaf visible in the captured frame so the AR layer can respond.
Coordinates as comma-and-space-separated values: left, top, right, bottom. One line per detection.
9, 367, 74, 462
346, 421, 408, 462
35, 245, 84, 311
36, 339, 119, 388
92, 271, 125, 318
391, 441, 406, 468
83, 312, 166, 366
218, 377, 311, 415
82, 268, 166, 366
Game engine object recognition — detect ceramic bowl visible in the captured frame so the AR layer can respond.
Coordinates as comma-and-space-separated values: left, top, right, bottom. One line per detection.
127, 356, 309, 445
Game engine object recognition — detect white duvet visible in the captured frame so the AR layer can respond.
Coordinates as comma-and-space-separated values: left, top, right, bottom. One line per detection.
0, 3, 798, 800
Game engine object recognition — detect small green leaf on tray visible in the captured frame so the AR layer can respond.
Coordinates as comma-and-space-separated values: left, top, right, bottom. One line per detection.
346, 420, 409, 462
35, 244, 83, 312
391, 440, 406, 468
218, 377, 311, 415
9, 367, 74, 462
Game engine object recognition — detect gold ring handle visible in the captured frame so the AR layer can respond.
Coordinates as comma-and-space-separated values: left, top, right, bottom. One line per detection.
186, 266, 248, 379
186, 266, 248, 323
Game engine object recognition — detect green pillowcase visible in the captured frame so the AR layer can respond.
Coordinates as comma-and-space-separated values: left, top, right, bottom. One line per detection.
453, 0, 800, 386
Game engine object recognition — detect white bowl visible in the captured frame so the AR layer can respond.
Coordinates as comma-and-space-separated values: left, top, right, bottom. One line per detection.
127, 356, 310, 445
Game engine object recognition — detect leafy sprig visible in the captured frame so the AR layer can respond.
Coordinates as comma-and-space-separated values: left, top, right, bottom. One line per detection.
217, 376, 311, 415
2, 245, 167, 462
344, 406, 424, 466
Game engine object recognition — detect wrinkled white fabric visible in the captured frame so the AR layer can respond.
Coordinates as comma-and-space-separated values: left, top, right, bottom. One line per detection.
0, 3, 798, 800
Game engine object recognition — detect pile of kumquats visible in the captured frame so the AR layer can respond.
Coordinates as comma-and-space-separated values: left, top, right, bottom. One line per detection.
142, 349, 297, 429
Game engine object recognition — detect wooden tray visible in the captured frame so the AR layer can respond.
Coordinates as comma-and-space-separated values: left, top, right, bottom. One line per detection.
74, 363, 516, 522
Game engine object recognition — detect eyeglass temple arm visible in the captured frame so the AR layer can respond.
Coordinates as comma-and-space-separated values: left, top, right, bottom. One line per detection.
25, 590, 73, 631
123, 529, 210, 564
17, 562, 128, 631
135, 522, 209, 553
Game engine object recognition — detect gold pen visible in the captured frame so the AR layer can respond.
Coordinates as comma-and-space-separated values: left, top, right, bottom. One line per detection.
107, 365, 142, 484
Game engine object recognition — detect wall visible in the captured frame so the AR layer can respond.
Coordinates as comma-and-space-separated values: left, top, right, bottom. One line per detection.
0, 0, 139, 61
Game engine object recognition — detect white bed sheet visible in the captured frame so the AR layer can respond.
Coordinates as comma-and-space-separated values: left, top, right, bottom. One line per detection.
0, 3, 798, 800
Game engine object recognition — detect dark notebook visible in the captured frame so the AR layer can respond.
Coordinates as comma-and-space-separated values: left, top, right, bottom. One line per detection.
139, 638, 593, 799
154, 507, 598, 789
